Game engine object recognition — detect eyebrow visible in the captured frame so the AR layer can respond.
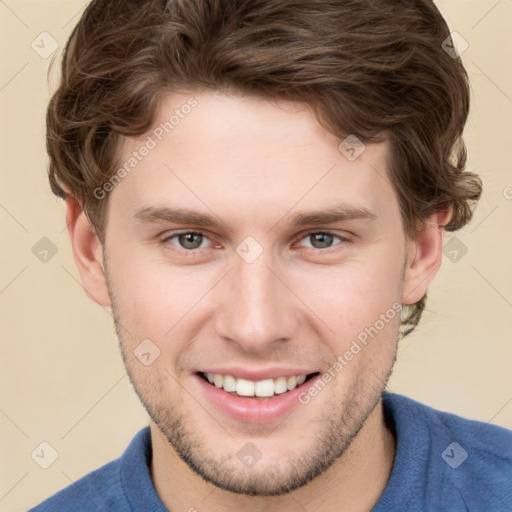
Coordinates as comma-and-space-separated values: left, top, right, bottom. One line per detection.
289, 205, 377, 226
133, 205, 377, 228
134, 206, 219, 227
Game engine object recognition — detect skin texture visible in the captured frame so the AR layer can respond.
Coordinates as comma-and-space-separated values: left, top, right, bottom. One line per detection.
66, 90, 450, 511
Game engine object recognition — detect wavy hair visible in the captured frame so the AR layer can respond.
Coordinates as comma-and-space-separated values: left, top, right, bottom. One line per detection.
46, 0, 482, 337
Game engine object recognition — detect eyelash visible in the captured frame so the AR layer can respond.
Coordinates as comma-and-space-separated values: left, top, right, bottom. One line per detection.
159, 230, 351, 255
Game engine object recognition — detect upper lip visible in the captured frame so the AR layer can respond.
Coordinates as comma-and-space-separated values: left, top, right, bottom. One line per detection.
195, 367, 318, 381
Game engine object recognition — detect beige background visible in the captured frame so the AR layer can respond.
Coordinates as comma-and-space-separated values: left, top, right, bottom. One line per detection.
1, 1, 511, 510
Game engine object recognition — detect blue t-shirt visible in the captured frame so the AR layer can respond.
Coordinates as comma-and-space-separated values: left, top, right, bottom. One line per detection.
30, 393, 512, 511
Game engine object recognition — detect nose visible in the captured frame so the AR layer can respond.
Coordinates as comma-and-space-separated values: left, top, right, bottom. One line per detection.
214, 249, 300, 353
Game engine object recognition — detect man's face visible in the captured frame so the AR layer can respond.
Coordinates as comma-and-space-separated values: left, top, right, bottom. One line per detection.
101, 91, 408, 495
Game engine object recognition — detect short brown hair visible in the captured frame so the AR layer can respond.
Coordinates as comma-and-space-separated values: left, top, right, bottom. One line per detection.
46, 0, 482, 337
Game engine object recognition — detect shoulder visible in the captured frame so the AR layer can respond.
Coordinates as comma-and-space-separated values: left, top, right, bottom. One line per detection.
384, 392, 512, 463
29, 427, 153, 512
381, 393, 512, 510
29, 459, 126, 511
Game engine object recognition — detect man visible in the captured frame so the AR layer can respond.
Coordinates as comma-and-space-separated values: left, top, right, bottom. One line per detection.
32, 0, 511, 510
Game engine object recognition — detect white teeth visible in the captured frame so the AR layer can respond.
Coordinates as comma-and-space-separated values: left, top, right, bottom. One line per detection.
203, 372, 310, 397
254, 379, 274, 397
286, 376, 297, 390
223, 374, 236, 392
213, 374, 224, 388
274, 376, 288, 394
236, 378, 255, 397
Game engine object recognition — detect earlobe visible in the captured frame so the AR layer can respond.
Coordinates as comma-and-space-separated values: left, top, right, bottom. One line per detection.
65, 197, 111, 307
401, 208, 452, 305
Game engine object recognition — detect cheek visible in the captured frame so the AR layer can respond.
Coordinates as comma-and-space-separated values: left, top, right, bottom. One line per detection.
288, 253, 404, 344
107, 262, 167, 334
110, 258, 216, 342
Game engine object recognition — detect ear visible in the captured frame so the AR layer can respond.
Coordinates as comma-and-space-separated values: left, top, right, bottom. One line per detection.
401, 207, 452, 305
65, 197, 111, 307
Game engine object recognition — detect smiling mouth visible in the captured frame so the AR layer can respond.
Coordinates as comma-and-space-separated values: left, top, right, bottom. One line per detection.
198, 371, 319, 398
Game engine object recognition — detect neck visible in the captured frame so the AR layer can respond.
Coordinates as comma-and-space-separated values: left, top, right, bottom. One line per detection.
150, 398, 396, 512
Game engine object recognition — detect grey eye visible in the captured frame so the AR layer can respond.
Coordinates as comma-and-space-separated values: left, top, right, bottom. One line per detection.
174, 232, 205, 249
302, 232, 338, 249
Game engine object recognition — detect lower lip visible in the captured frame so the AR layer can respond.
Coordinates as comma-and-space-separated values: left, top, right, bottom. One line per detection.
192, 373, 321, 424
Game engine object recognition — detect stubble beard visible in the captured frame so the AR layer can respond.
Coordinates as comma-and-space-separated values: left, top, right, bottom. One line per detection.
105, 263, 398, 496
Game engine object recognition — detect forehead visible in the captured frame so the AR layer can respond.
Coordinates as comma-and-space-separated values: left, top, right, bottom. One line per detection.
109, 90, 397, 228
